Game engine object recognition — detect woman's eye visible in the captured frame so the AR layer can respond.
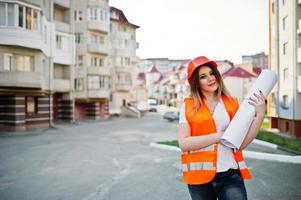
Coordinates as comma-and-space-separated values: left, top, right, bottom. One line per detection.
199, 76, 206, 79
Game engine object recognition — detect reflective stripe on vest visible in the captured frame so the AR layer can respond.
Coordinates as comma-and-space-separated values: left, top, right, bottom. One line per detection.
181, 96, 252, 185
182, 162, 215, 172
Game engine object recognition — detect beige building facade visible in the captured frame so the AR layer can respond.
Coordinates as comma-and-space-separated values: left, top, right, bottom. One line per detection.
268, 0, 301, 137
74, 0, 110, 120
0, 0, 75, 131
109, 6, 139, 115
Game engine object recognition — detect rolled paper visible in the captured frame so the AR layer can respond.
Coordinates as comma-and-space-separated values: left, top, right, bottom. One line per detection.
221, 69, 278, 149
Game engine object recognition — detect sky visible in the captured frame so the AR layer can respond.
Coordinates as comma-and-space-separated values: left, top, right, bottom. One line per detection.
109, 0, 269, 64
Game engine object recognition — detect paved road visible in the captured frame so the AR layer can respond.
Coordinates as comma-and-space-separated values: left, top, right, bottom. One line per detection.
0, 113, 300, 200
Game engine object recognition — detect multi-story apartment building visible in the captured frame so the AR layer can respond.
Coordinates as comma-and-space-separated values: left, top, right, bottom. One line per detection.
109, 6, 139, 115
268, 0, 301, 137
0, 0, 75, 131
74, 0, 110, 120
242, 52, 268, 69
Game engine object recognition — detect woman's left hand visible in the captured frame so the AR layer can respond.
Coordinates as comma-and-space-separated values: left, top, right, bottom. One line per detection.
248, 90, 266, 117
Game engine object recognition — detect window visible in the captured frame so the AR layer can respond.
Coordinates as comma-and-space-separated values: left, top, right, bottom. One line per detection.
26, 97, 37, 114
282, 95, 288, 109
18, 5, 24, 27
0, 3, 5, 26
282, 0, 285, 5
4, 54, 13, 71
26, 7, 32, 29
56, 35, 62, 49
75, 78, 84, 91
298, 33, 301, 48
91, 56, 104, 67
77, 56, 83, 67
283, 68, 288, 80
100, 76, 110, 89
7, 3, 15, 26
283, 42, 287, 55
282, 16, 287, 30
88, 76, 100, 89
298, 63, 301, 76
15, 55, 34, 72
74, 10, 83, 21
271, 93, 275, 107
90, 34, 104, 44
75, 33, 82, 43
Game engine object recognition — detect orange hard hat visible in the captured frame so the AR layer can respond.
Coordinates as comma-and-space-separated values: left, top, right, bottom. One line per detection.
187, 56, 218, 85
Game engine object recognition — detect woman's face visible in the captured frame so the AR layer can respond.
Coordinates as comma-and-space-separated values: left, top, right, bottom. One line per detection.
198, 66, 219, 93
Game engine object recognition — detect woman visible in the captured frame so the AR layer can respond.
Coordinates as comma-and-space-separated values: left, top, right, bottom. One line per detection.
178, 56, 266, 200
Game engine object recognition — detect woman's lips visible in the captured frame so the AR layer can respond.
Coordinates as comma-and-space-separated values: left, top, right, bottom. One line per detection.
208, 82, 216, 87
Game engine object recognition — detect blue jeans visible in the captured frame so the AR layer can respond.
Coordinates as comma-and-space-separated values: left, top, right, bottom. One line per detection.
188, 169, 247, 200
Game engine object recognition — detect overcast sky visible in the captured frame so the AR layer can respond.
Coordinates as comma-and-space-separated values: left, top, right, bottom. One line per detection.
109, 0, 269, 64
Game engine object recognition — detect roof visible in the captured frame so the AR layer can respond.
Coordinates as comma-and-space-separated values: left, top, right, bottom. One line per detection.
110, 7, 139, 28
137, 72, 145, 81
253, 67, 262, 75
223, 67, 256, 78
149, 65, 160, 73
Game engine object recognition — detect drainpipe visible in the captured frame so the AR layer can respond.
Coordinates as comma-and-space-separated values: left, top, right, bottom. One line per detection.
49, 0, 54, 127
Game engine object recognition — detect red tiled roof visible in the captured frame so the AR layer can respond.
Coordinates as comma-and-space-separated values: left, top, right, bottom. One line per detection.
253, 67, 262, 75
137, 72, 145, 81
110, 7, 139, 28
149, 65, 160, 73
223, 67, 256, 78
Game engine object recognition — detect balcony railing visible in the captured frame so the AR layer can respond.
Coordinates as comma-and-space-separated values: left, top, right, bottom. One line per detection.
87, 67, 110, 76
87, 43, 109, 55
88, 89, 110, 98
0, 71, 43, 88
87, 21, 109, 33
115, 83, 131, 91
53, 79, 71, 91
55, 21, 70, 33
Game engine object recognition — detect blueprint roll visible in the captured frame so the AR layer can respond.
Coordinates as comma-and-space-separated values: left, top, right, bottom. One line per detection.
221, 69, 278, 149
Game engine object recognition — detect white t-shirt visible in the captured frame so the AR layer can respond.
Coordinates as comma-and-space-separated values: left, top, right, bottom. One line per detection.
179, 99, 238, 172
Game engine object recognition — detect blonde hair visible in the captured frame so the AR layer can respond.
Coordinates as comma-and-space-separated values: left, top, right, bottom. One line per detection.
189, 64, 232, 111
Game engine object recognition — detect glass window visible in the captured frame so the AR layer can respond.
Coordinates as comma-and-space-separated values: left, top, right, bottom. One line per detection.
26, 97, 37, 114
26, 7, 32, 29
16, 55, 34, 72
0, 3, 6, 26
75, 78, 84, 90
32, 10, 38, 30
4, 54, 13, 71
283, 42, 287, 55
283, 68, 288, 80
7, 3, 15, 26
18, 5, 24, 27
282, 16, 287, 30
77, 55, 83, 67
56, 35, 62, 49
282, 95, 288, 109
88, 76, 100, 89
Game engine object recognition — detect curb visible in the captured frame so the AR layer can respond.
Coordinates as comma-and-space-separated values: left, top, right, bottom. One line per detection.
150, 143, 301, 164
252, 139, 301, 155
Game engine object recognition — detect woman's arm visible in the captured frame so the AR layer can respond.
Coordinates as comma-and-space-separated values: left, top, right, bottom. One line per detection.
178, 123, 222, 151
239, 91, 266, 150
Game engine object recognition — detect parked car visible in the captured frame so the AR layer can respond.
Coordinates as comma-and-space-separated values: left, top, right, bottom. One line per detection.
163, 111, 179, 122
148, 99, 158, 112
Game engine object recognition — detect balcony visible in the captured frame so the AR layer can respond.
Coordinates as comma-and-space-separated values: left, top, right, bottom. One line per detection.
87, 67, 110, 76
54, 0, 70, 8
297, 75, 301, 93
0, 27, 50, 55
115, 83, 131, 91
55, 21, 70, 33
88, 0, 108, 7
54, 33, 75, 65
88, 89, 110, 99
115, 66, 132, 73
87, 43, 109, 55
53, 79, 71, 91
87, 21, 109, 33
0, 71, 43, 88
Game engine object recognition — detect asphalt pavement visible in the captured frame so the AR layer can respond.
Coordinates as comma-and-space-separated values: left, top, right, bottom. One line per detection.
0, 112, 300, 200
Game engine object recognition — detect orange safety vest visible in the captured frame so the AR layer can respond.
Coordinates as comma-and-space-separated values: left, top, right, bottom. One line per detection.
181, 95, 252, 185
